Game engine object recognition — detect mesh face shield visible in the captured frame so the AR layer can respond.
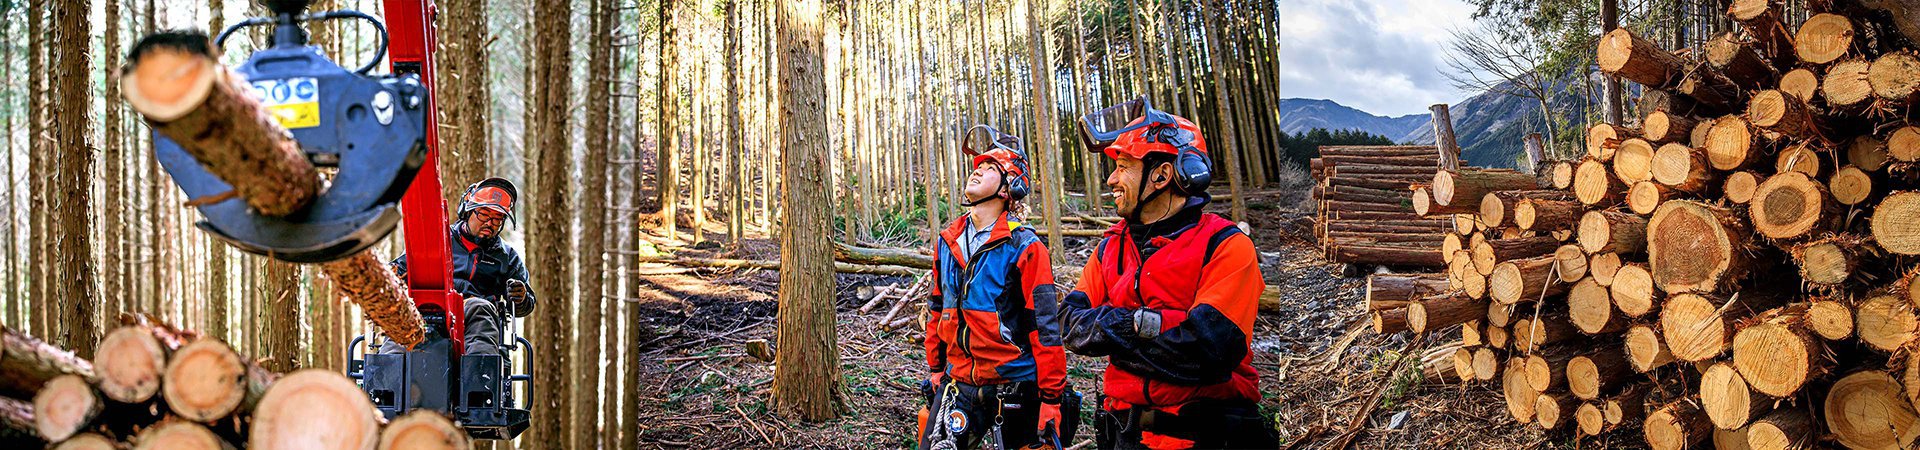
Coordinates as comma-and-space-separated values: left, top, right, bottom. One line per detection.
1075, 96, 1177, 156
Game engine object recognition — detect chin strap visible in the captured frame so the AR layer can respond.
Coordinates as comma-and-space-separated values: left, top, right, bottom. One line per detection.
961, 166, 1011, 207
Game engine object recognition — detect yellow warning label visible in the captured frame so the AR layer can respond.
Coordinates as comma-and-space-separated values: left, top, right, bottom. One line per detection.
268, 102, 321, 129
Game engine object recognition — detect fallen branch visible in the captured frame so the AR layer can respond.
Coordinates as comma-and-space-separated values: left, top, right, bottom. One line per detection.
636, 255, 922, 276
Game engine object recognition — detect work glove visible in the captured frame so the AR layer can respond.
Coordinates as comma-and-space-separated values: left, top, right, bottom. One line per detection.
1037, 395, 1064, 449
1132, 309, 1163, 340
505, 279, 529, 306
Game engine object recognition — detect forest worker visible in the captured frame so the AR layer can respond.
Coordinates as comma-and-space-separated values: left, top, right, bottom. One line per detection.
1060, 97, 1277, 449
919, 125, 1075, 450
387, 177, 537, 355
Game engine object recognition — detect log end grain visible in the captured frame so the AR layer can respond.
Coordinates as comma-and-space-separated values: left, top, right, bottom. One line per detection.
1732, 321, 1818, 398
1794, 13, 1856, 66
51, 434, 118, 450
1890, 126, 1920, 163
1707, 116, 1758, 171
1701, 362, 1762, 430
1569, 278, 1616, 334
1626, 324, 1676, 374
32, 375, 100, 443
1750, 172, 1830, 240
1661, 293, 1731, 362
248, 370, 380, 450
1824, 59, 1876, 107
1869, 52, 1920, 102
120, 31, 219, 122
1645, 401, 1713, 450
1781, 68, 1821, 102
94, 326, 168, 403
1856, 294, 1917, 352
162, 340, 248, 422
1726, 171, 1761, 204
1649, 201, 1748, 293
133, 421, 229, 450
1611, 264, 1658, 318
378, 411, 469, 450
1809, 298, 1855, 340
1824, 371, 1920, 450
1871, 191, 1920, 255
1555, 244, 1589, 283
1831, 165, 1875, 206
1850, 134, 1891, 170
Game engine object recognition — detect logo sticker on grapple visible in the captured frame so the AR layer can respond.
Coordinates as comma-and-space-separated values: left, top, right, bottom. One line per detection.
249, 77, 321, 129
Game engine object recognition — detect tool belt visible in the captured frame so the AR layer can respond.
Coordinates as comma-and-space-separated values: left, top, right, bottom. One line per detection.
1095, 397, 1276, 448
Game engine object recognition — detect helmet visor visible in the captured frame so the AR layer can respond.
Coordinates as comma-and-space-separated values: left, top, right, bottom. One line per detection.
963, 125, 1008, 157
1077, 97, 1177, 154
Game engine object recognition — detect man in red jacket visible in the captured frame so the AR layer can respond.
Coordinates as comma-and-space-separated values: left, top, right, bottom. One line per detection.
919, 125, 1072, 450
1061, 98, 1277, 449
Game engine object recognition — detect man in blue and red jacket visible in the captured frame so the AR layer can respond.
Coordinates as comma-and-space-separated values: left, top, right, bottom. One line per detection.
919, 126, 1069, 450
1063, 98, 1277, 449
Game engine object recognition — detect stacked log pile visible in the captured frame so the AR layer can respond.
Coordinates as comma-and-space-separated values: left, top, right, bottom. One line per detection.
1374, 1, 1920, 448
1311, 145, 1450, 267
0, 317, 469, 449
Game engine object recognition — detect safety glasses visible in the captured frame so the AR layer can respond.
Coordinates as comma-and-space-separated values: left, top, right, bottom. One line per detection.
1076, 96, 1178, 153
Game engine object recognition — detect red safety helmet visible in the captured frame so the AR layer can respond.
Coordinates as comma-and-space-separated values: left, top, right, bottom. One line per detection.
1077, 97, 1213, 195
963, 125, 1031, 201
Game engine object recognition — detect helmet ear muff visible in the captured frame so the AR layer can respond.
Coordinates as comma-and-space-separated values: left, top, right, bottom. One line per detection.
1149, 126, 1211, 195
1004, 160, 1030, 201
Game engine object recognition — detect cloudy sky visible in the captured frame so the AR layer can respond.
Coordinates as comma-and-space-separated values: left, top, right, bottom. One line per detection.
1279, 0, 1484, 117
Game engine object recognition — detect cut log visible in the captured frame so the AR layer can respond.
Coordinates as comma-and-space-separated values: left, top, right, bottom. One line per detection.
1373, 308, 1410, 334
1598, 28, 1687, 87
1605, 384, 1649, 426
1747, 89, 1825, 139
1751, 172, 1837, 240
1452, 347, 1478, 381
1651, 143, 1712, 193
1489, 256, 1564, 305
133, 420, 232, 450
377, 411, 469, 450
32, 375, 102, 443
1487, 300, 1514, 328
1574, 159, 1625, 206
1515, 198, 1581, 233
1588, 252, 1623, 287
248, 370, 380, 450
1702, 361, 1771, 430
1871, 191, 1920, 255
318, 252, 427, 348
1512, 313, 1581, 353
1729, 0, 1796, 66
119, 31, 319, 216
1774, 142, 1825, 178
1850, 134, 1892, 170
1725, 171, 1762, 204
636, 255, 925, 276
1472, 347, 1503, 381
1406, 293, 1488, 334
1610, 263, 1659, 318
1626, 324, 1678, 373
1823, 59, 1877, 109
1472, 236, 1561, 276
1872, 52, 1920, 103
1662, 292, 1787, 362
1706, 33, 1779, 88
1648, 201, 1754, 293
1678, 62, 1746, 110
1553, 245, 1588, 283
1613, 138, 1657, 184
1316, 145, 1441, 158
1831, 165, 1877, 206
1856, 293, 1917, 351
1824, 371, 1920, 450
1410, 186, 1475, 216
0, 396, 37, 447
1533, 392, 1579, 431
1732, 304, 1825, 398
1550, 161, 1575, 189
1588, 122, 1638, 162
52, 434, 119, 450
1892, 126, 1920, 162
1808, 297, 1856, 340
1486, 324, 1511, 350
1366, 273, 1448, 311
1792, 235, 1877, 288
1423, 343, 1465, 384
1431, 169, 1537, 207
1644, 110, 1701, 143
1795, 13, 1860, 65
833, 243, 933, 269
1745, 408, 1814, 450
163, 339, 277, 422
1781, 68, 1821, 101
1330, 244, 1445, 267
1707, 116, 1764, 171
1645, 400, 1714, 450
1627, 181, 1673, 215
94, 324, 193, 403
1461, 269, 1489, 300
0, 326, 95, 399
1525, 347, 1577, 393
1569, 277, 1628, 334
1692, 119, 1717, 147
1454, 214, 1481, 234
1480, 190, 1572, 229
1567, 345, 1631, 400
1578, 210, 1647, 254
1442, 233, 1464, 259
1503, 358, 1541, 423
1461, 320, 1484, 347
1575, 402, 1606, 437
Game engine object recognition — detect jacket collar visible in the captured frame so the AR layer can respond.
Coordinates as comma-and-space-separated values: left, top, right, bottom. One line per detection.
940, 210, 1019, 263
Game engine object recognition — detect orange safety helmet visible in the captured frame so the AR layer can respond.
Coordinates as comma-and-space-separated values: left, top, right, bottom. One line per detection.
1077, 97, 1213, 195
458, 177, 518, 223
962, 125, 1031, 201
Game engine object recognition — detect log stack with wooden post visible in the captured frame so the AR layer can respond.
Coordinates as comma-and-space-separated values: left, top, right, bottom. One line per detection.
1360, 1, 1920, 447
1310, 145, 1451, 267
0, 316, 452, 449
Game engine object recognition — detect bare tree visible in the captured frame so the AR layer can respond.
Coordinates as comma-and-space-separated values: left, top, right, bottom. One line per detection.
1442, 22, 1561, 162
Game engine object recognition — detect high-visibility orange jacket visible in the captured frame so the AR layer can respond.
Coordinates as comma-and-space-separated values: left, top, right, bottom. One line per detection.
1061, 200, 1264, 412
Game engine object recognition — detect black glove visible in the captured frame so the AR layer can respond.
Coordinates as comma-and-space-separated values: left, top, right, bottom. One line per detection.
506, 279, 529, 306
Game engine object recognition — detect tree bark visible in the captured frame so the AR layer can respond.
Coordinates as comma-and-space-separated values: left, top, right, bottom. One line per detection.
1407, 293, 1488, 334
0, 326, 95, 399
51, 0, 95, 357
528, 0, 577, 440
771, 0, 844, 421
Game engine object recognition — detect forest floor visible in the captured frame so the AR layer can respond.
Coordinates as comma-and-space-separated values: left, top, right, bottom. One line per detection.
620, 186, 1599, 449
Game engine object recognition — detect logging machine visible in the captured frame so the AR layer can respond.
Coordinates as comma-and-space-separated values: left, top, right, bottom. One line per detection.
150, 0, 532, 440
